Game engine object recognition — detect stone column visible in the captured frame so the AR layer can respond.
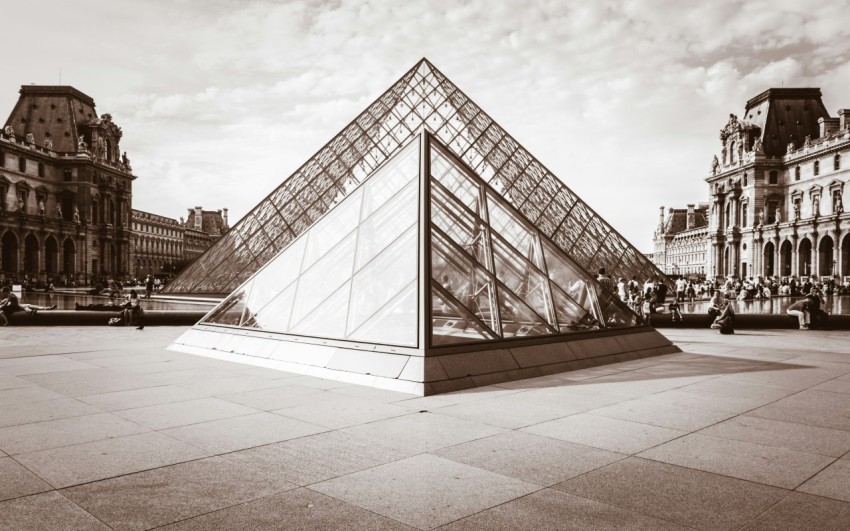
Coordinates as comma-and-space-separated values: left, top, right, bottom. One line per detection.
792, 237, 799, 277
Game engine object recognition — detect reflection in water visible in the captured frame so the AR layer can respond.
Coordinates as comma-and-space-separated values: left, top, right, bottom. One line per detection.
678, 295, 850, 315
11, 292, 216, 311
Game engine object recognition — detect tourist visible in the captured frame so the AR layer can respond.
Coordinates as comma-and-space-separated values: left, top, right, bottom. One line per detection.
707, 292, 735, 334
786, 297, 812, 329
144, 275, 154, 299
121, 289, 145, 330
675, 277, 687, 302
0, 287, 56, 325
616, 277, 628, 302
596, 268, 614, 291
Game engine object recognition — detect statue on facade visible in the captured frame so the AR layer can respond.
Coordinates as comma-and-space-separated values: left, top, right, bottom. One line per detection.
737, 141, 744, 162
721, 144, 727, 165
44, 137, 53, 150
121, 151, 131, 168
72, 205, 81, 223
77, 135, 88, 151
759, 208, 765, 226
711, 155, 719, 174
55, 204, 63, 219
804, 135, 812, 148
775, 207, 781, 224
787, 142, 795, 152
96, 137, 106, 158
3, 125, 13, 138
813, 197, 820, 218
793, 202, 801, 221
752, 137, 763, 153
25, 133, 35, 144
38, 198, 45, 216
17, 196, 24, 213
835, 196, 843, 214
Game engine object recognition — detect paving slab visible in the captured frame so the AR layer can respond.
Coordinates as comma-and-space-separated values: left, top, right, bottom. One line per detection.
0, 397, 101, 428
113, 396, 258, 430
441, 487, 688, 530
161, 411, 327, 454
797, 459, 850, 503
76, 384, 207, 411
159, 487, 413, 530
62, 456, 296, 530
0, 386, 64, 406
739, 491, 850, 530
0, 456, 52, 502
225, 429, 413, 485
0, 491, 109, 531
432, 431, 624, 486
14, 431, 210, 488
747, 389, 850, 431
698, 415, 850, 457
0, 412, 148, 455
555, 457, 787, 530
638, 432, 835, 489
522, 412, 687, 454
217, 384, 325, 410
273, 393, 413, 429
311, 453, 539, 529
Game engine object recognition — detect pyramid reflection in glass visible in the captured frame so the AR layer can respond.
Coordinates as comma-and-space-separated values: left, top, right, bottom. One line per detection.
165, 59, 667, 296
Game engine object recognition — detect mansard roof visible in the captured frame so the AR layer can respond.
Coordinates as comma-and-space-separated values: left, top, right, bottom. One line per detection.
743, 88, 830, 158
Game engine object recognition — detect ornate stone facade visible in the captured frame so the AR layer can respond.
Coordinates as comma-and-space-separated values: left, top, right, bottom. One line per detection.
658, 88, 850, 281
0, 85, 134, 284
652, 204, 709, 277
183, 207, 227, 262
131, 209, 183, 278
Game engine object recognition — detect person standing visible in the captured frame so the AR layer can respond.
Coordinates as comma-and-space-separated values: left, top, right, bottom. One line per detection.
675, 277, 687, 302
144, 275, 154, 299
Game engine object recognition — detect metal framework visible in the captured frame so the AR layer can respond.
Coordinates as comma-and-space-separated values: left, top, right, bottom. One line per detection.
165, 59, 667, 295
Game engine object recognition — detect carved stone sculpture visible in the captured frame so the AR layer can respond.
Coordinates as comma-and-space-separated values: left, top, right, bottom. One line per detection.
44, 137, 53, 149
752, 137, 763, 153
813, 197, 820, 218
759, 209, 765, 225
56, 204, 63, 219
835, 197, 843, 214
793, 202, 800, 220
711, 155, 719, 174
77, 136, 88, 151
25, 133, 35, 144
73, 205, 81, 223
774, 207, 781, 224
38, 198, 45, 216
3, 125, 13, 137
17, 196, 24, 213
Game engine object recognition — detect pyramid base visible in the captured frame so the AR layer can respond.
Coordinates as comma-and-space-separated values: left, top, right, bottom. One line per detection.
170, 326, 680, 396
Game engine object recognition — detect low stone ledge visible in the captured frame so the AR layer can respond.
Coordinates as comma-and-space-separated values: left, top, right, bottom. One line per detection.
650, 312, 850, 329
5, 310, 205, 326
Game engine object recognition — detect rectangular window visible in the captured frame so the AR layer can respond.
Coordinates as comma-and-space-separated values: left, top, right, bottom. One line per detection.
63, 168, 72, 182
18, 156, 26, 173
0, 151, 5, 168
795, 166, 800, 181
814, 160, 820, 176
768, 170, 778, 185
38, 162, 45, 178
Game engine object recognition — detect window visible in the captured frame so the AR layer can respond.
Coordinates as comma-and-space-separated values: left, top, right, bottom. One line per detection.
767, 200, 778, 223
0, 151, 5, 168
836, 154, 842, 171
743, 173, 748, 187
814, 160, 820, 176
795, 166, 801, 181
769, 170, 778, 184
18, 156, 26, 173
63, 168, 72, 182
37, 162, 44, 178
742, 204, 748, 227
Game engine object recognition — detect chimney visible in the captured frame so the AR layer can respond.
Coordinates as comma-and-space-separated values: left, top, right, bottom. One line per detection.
659, 206, 665, 229
820, 117, 840, 137
839, 109, 850, 131
686, 204, 696, 230
222, 208, 228, 227
194, 206, 202, 230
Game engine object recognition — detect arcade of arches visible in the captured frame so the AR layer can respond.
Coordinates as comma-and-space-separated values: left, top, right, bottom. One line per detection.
0, 229, 105, 284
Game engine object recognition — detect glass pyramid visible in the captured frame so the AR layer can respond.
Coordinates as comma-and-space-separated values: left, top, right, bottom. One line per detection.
198, 132, 638, 349
165, 59, 667, 295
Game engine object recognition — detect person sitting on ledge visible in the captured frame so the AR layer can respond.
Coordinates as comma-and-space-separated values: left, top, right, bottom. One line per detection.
0, 287, 57, 325
707, 292, 735, 334
75, 301, 123, 312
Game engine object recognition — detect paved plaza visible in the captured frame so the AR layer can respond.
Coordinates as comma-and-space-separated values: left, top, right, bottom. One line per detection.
0, 326, 849, 529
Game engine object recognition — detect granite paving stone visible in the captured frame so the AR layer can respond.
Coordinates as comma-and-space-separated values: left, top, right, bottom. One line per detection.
522, 412, 687, 454
0, 456, 52, 502
555, 457, 787, 530
440, 487, 688, 530
432, 431, 625, 486
159, 487, 414, 530
225, 429, 414, 485
797, 459, 850, 502
274, 394, 415, 429
113, 396, 258, 430
161, 411, 327, 453
14, 431, 211, 488
638, 432, 835, 489
311, 453, 539, 529
0, 386, 64, 406
62, 456, 297, 530
698, 415, 850, 457
0, 491, 110, 531
739, 491, 850, 530
747, 389, 850, 431
217, 384, 325, 410
76, 385, 207, 411
0, 397, 101, 428
0, 412, 149, 455
587, 394, 738, 431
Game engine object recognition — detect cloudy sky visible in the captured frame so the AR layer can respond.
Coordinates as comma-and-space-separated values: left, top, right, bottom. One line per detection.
4, 0, 849, 250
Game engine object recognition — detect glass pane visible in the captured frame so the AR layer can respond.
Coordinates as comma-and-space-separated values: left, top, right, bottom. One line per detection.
289, 281, 350, 338
348, 226, 417, 334
431, 184, 489, 268
243, 282, 297, 332
431, 231, 498, 333
431, 145, 480, 211
497, 285, 554, 339
597, 290, 639, 328
290, 232, 356, 325
202, 287, 248, 326
431, 285, 496, 346
491, 236, 554, 325
487, 192, 543, 269
549, 282, 600, 332
242, 236, 307, 318
348, 281, 417, 346
543, 240, 595, 310
301, 188, 362, 271
361, 139, 419, 220
355, 178, 418, 269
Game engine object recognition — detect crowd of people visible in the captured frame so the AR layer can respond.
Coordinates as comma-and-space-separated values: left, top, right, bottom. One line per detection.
597, 268, 837, 333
